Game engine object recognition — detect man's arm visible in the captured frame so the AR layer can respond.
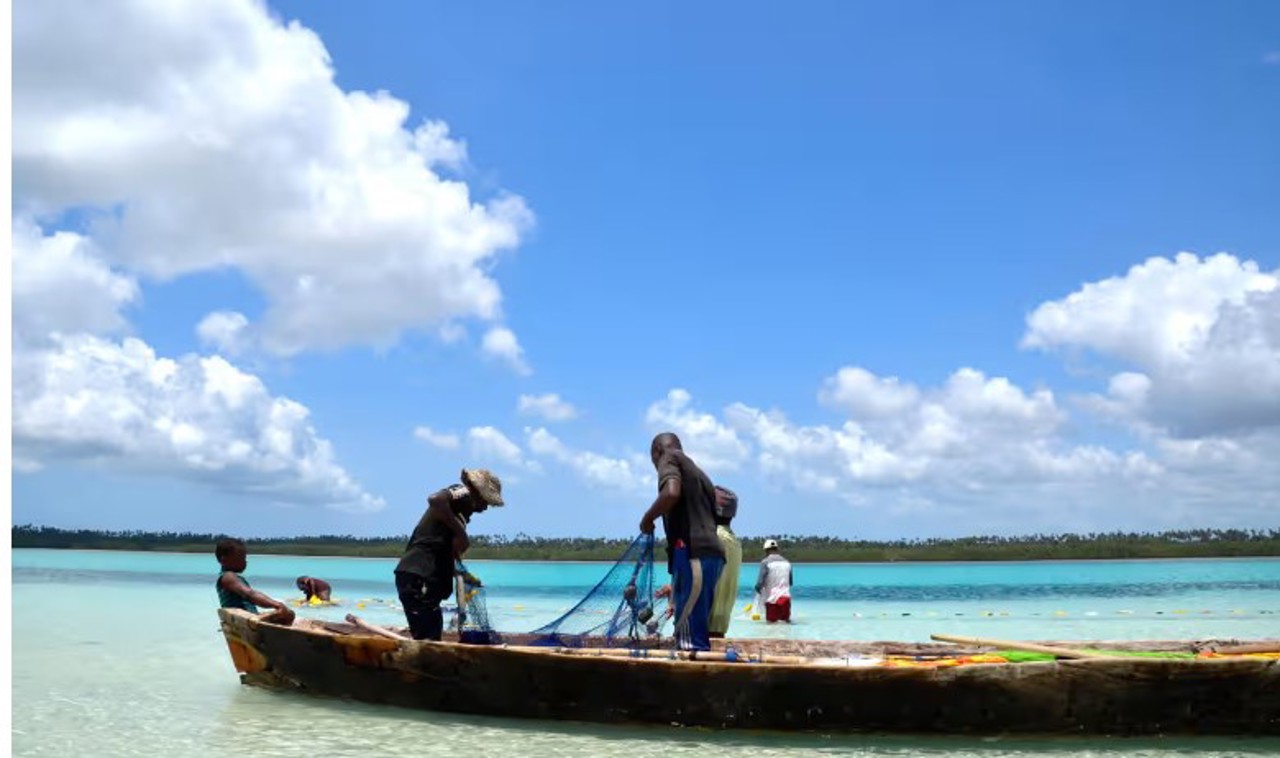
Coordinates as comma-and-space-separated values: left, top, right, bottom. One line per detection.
639, 477, 680, 534
755, 562, 768, 595
426, 490, 471, 557
219, 572, 295, 622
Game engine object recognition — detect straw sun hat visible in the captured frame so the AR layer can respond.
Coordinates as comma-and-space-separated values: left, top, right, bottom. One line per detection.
461, 468, 505, 506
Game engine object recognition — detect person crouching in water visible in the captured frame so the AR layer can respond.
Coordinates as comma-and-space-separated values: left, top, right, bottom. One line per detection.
755, 539, 793, 623
708, 485, 741, 639
215, 538, 295, 625
394, 469, 505, 640
296, 575, 332, 603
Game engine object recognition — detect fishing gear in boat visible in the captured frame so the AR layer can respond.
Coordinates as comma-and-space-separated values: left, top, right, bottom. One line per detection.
449, 534, 659, 647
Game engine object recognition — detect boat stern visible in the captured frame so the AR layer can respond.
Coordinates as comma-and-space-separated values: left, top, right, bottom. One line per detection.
217, 608, 289, 688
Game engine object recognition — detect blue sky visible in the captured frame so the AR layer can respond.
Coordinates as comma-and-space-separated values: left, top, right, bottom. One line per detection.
10, 0, 1280, 540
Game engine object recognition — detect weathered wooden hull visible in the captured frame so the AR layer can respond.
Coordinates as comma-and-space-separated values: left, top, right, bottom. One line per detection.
218, 609, 1280, 735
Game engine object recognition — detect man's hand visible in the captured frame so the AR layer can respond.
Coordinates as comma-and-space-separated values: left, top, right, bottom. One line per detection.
640, 479, 678, 537
263, 605, 295, 625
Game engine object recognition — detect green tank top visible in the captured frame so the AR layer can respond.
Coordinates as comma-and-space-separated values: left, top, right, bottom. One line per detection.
217, 572, 259, 612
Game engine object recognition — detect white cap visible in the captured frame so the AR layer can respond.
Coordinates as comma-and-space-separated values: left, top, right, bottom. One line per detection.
763, 539, 779, 550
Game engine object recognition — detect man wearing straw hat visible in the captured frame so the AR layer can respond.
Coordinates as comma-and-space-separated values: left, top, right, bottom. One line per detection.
394, 468, 505, 640
639, 433, 725, 651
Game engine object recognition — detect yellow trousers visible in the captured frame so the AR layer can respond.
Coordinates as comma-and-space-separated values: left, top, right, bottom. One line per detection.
708, 525, 741, 635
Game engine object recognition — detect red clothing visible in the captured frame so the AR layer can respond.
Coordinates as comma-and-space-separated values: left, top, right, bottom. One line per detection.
765, 596, 791, 622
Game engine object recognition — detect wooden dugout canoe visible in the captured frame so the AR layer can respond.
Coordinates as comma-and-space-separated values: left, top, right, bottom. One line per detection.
217, 608, 1280, 735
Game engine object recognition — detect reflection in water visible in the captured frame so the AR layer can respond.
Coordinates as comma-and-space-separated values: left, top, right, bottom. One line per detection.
204, 691, 1274, 758
211, 687, 1280, 758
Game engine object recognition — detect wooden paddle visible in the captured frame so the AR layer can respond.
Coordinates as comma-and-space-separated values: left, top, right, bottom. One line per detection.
345, 613, 410, 641
930, 633, 1116, 659
1206, 642, 1280, 655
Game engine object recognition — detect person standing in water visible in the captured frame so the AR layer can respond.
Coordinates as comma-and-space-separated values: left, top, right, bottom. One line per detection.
707, 485, 741, 639
755, 538, 793, 623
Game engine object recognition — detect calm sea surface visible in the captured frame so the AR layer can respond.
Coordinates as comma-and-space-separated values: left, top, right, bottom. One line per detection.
12, 549, 1280, 756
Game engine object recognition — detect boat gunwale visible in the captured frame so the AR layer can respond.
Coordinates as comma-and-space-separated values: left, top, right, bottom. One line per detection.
218, 608, 1279, 672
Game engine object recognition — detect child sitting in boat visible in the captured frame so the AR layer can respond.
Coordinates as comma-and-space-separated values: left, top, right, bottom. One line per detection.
296, 575, 333, 603
215, 538, 295, 625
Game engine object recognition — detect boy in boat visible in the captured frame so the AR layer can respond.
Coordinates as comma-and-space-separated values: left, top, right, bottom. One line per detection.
215, 538, 295, 625
394, 468, 505, 640
639, 433, 725, 651
755, 538, 793, 623
296, 575, 332, 602
708, 485, 742, 639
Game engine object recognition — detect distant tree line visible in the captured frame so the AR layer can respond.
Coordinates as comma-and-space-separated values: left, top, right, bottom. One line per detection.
12, 525, 1280, 562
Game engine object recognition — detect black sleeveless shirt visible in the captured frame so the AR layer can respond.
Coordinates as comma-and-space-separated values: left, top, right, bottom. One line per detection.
395, 485, 472, 576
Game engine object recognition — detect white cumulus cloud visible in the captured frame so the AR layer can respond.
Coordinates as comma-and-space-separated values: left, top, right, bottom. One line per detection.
660, 374, 1163, 525
525, 427, 653, 493
12, 334, 383, 511
468, 426, 540, 472
14, 0, 533, 357
12, 218, 139, 344
481, 327, 531, 375
517, 393, 578, 422
196, 311, 250, 355
413, 426, 460, 450
644, 389, 750, 472
819, 367, 920, 419
1023, 253, 1280, 438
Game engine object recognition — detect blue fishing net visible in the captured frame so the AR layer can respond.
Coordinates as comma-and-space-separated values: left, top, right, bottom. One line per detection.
453, 564, 502, 645
456, 534, 661, 647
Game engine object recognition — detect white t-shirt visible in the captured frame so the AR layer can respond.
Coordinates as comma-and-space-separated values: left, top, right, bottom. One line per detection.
755, 554, 793, 603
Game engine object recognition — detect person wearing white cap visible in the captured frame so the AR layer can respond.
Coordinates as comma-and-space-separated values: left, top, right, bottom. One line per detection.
394, 468, 505, 640
754, 538, 793, 623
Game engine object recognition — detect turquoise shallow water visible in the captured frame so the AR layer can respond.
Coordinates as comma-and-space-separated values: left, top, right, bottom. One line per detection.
12, 549, 1280, 756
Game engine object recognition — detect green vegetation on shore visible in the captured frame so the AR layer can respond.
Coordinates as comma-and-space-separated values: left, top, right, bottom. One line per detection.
12, 525, 1280, 562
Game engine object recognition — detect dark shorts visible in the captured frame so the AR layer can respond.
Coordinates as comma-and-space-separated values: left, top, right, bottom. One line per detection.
766, 596, 791, 622
395, 564, 454, 641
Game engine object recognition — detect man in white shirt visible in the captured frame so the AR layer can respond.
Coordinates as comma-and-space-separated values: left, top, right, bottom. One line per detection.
754, 539, 793, 623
